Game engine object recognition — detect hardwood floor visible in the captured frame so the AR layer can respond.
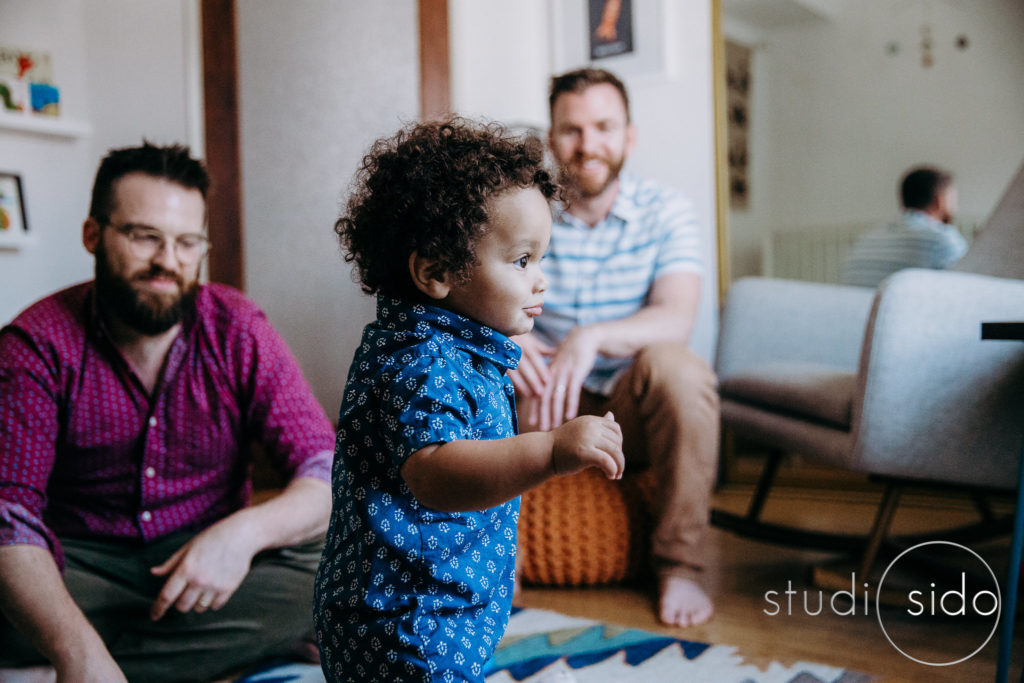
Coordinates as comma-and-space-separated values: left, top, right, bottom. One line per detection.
514, 478, 1021, 682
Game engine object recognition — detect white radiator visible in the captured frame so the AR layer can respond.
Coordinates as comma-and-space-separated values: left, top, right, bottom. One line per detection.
762, 219, 980, 284
762, 225, 868, 284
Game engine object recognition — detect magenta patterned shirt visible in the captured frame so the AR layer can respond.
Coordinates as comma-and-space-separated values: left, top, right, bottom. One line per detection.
0, 282, 334, 569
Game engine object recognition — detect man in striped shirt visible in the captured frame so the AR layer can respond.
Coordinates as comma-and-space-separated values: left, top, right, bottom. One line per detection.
510, 68, 719, 627
841, 166, 968, 288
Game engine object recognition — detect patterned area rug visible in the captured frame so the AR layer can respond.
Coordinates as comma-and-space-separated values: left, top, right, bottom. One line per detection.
235, 607, 874, 683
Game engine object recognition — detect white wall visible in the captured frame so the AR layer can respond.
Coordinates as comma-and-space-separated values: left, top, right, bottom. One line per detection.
237, 1, 419, 417
450, 0, 719, 362
726, 0, 1024, 279
3, 0, 713, 413
0, 1, 417, 419
0, 0, 200, 324
450, 0, 552, 128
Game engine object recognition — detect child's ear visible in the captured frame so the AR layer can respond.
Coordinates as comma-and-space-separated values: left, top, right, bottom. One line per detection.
408, 251, 451, 300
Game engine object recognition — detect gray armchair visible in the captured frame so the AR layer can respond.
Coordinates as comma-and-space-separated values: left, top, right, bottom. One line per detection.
714, 160, 1024, 576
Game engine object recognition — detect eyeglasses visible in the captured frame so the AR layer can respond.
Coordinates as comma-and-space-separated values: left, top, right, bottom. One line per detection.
107, 222, 211, 265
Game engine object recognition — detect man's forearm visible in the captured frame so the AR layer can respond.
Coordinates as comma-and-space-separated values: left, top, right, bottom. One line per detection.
223, 476, 332, 554
0, 544, 114, 673
585, 271, 701, 358
583, 304, 692, 359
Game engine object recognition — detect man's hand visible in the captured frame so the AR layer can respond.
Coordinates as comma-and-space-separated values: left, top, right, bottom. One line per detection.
508, 333, 554, 397
149, 516, 261, 620
551, 411, 624, 480
540, 326, 600, 431
508, 333, 554, 427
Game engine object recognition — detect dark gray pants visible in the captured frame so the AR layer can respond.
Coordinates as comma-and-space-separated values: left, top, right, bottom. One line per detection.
0, 532, 322, 683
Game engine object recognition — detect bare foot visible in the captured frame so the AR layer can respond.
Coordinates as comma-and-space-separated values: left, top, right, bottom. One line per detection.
0, 666, 56, 683
658, 574, 713, 627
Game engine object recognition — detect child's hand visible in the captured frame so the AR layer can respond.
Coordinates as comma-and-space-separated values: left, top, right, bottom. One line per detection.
551, 411, 624, 480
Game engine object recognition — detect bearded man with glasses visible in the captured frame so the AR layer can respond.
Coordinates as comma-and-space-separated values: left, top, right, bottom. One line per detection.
0, 143, 334, 682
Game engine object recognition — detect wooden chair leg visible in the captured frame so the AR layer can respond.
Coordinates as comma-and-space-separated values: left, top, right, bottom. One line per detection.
971, 492, 995, 524
716, 427, 736, 487
746, 449, 784, 522
857, 483, 903, 579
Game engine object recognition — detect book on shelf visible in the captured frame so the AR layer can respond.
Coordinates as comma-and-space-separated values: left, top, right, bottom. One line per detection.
0, 44, 60, 117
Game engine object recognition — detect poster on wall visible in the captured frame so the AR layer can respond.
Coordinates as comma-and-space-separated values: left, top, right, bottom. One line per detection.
0, 173, 28, 249
552, 0, 671, 80
0, 45, 60, 117
589, 0, 634, 60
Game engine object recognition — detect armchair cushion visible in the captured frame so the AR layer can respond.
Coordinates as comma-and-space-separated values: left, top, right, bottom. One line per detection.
720, 361, 856, 429
716, 277, 875, 380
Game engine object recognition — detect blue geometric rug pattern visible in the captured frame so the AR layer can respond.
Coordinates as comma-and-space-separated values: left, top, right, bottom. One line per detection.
483, 607, 875, 683
234, 607, 874, 683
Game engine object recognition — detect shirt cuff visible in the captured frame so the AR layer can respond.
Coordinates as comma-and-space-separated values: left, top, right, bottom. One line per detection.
0, 500, 63, 569
292, 449, 333, 483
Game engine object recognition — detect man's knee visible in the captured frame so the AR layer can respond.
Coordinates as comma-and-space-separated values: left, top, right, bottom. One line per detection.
632, 343, 718, 405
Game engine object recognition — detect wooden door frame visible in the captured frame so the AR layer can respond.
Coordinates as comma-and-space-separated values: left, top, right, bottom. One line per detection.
200, 0, 450, 289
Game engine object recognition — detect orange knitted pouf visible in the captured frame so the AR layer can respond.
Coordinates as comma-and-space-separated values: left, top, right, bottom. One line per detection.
518, 467, 657, 586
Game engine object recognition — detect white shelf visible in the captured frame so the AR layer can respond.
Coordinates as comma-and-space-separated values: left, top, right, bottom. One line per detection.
0, 112, 92, 139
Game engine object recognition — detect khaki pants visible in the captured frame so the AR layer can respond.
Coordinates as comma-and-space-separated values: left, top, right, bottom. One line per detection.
520, 343, 719, 578
0, 532, 322, 683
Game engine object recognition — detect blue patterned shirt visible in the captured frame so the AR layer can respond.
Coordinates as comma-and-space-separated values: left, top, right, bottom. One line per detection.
533, 173, 703, 394
315, 296, 521, 682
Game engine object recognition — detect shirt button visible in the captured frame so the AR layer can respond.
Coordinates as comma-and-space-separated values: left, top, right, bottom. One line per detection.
145, 467, 156, 478
148, 416, 158, 427
140, 511, 152, 522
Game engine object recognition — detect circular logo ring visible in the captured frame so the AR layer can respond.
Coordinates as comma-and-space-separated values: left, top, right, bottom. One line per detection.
875, 540, 1001, 666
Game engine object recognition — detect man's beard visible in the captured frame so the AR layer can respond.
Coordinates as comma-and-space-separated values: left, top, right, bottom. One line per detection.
558, 153, 626, 199
94, 242, 198, 335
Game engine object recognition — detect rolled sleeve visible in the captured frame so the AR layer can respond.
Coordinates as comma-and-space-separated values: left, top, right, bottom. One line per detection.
0, 501, 59, 557
239, 311, 335, 484
293, 449, 333, 482
0, 327, 63, 564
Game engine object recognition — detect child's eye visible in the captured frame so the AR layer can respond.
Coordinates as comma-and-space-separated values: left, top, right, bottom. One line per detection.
516, 255, 529, 268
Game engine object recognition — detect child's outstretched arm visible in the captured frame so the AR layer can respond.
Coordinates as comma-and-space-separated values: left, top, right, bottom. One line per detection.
401, 412, 624, 512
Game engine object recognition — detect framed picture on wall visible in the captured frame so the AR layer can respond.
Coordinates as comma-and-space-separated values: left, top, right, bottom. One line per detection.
550, 0, 673, 81
0, 172, 28, 248
589, 0, 634, 60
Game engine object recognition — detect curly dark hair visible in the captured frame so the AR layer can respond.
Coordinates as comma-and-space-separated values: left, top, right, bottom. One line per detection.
336, 117, 559, 298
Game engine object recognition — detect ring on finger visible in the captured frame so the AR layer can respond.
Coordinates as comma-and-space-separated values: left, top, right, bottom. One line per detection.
554, 384, 567, 393
197, 597, 213, 608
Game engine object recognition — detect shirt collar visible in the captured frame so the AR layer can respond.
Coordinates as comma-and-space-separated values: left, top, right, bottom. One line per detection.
901, 209, 948, 230
376, 295, 521, 371
552, 172, 641, 228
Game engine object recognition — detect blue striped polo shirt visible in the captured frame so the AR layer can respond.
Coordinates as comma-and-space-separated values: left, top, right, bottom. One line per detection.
840, 210, 968, 288
534, 173, 703, 395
